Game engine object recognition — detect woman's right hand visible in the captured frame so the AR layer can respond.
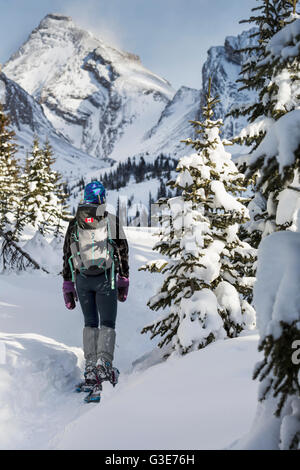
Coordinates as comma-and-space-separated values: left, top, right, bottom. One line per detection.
117, 275, 129, 302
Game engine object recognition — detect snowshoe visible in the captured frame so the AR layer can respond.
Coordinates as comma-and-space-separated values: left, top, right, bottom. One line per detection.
75, 364, 97, 393
84, 381, 102, 403
96, 358, 120, 387
83, 360, 120, 403
110, 366, 120, 387
75, 381, 94, 393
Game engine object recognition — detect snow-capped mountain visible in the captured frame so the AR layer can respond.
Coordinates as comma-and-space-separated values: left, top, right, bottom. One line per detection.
0, 71, 105, 178
109, 85, 201, 162
128, 86, 201, 160
3, 14, 175, 161
116, 28, 258, 162
133, 29, 258, 161
2, 13, 258, 175
199, 28, 258, 138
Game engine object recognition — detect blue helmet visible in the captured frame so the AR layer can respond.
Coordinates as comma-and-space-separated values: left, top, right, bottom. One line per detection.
84, 181, 106, 204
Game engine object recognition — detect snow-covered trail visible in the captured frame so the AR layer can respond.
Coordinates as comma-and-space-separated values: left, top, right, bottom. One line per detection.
0, 228, 164, 449
54, 333, 260, 450
0, 228, 261, 449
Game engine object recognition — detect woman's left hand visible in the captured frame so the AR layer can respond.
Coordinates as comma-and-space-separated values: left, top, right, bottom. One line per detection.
63, 280, 78, 309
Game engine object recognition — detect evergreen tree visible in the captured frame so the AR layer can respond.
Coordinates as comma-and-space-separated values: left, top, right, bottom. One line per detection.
19, 138, 47, 230
42, 140, 71, 237
18, 138, 70, 236
148, 191, 153, 227
246, 7, 300, 237
116, 196, 120, 220
0, 104, 20, 234
230, 0, 297, 148
230, 0, 300, 247
134, 156, 146, 183
237, 231, 300, 450
243, 16, 300, 450
140, 79, 256, 355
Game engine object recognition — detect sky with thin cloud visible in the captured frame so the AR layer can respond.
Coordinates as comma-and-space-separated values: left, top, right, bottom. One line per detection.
0, 0, 257, 90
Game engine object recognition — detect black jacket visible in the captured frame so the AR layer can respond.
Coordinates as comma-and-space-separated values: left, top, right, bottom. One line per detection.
62, 213, 129, 281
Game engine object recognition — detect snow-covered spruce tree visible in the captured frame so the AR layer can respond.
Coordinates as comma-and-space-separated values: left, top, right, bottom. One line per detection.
17, 137, 70, 236
244, 11, 300, 248
236, 232, 300, 450
18, 138, 46, 231
231, 0, 297, 148
0, 104, 20, 233
234, 19, 300, 450
42, 139, 71, 237
230, 0, 300, 247
140, 79, 256, 355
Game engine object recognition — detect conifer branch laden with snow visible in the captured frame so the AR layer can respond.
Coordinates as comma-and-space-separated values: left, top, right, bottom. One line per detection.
0, 104, 70, 272
229, 0, 300, 247
229, 0, 297, 147
0, 103, 20, 235
140, 78, 256, 356
244, 14, 300, 240
0, 105, 47, 273
231, 1, 300, 450
0, 229, 49, 274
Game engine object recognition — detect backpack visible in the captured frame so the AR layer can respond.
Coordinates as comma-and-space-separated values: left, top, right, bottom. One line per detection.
68, 203, 116, 288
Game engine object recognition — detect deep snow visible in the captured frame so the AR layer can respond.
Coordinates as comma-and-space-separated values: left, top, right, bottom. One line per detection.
0, 227, 261, 449
232, 231, 300, 450
55, 333, 260, 450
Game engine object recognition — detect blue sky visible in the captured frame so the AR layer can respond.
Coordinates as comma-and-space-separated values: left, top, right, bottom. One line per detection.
0, 0, 257, 89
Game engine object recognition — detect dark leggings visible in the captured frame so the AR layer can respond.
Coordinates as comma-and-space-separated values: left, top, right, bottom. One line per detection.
75, 271, 117, 329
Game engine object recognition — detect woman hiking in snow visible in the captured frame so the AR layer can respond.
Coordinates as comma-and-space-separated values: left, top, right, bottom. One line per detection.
62, 181, 129, 403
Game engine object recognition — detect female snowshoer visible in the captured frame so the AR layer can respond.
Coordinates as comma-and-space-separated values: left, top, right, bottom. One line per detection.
62, 181, 129, 403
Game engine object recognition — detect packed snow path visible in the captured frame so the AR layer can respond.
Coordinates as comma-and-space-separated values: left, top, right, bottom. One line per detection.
0, 228, 261, 449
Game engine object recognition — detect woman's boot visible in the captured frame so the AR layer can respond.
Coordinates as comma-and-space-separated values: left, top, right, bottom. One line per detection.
76, 327, 99, 393
84, 326, 119, 403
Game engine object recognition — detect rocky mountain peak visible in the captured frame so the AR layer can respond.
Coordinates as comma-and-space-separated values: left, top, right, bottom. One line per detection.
2, 12, 259, 171
43, 13, 73, 22
200, 28, 258, 139
0, 71, 102, 178
4, 14, 174, 160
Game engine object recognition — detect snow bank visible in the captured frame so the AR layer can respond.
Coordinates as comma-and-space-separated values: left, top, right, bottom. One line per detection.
248, 110, 300, 173
232, 231, 300, 449
0, 333, 83, 449
23, 232, 61, 274
254, 231, 300, 340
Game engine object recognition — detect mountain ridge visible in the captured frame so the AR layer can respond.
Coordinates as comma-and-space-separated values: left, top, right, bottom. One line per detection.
0, 71, 103, 179
3, 14, 174, 161
199, 28, 258, 138
2, 14, 258, 180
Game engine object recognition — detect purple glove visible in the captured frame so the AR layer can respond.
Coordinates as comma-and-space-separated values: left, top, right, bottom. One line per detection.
117, 275, 129, 302
63, 280, 78, 310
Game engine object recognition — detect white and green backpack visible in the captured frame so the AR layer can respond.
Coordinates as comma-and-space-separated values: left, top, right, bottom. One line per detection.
68, 203, 115, 288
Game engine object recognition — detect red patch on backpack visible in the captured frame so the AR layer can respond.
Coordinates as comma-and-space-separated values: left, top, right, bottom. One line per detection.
85, 217, 94, 223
